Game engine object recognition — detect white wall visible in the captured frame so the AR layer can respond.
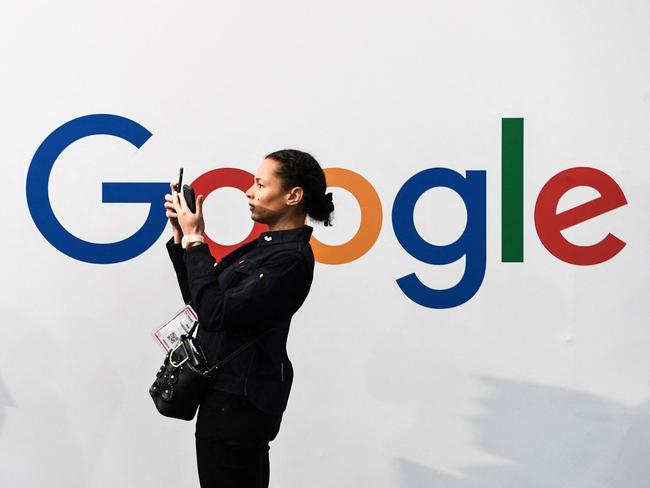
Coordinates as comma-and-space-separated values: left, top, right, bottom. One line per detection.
2, 1, 649, 486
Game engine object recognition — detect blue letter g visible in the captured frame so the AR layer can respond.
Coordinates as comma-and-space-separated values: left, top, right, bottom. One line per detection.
392, 167, 487, 309
26, 114, 168, 264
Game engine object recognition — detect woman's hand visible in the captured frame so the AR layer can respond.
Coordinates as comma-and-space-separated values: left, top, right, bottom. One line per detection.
171, 185, 206, 237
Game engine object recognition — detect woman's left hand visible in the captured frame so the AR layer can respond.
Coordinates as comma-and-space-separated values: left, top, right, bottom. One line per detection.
172, 189, 206, 236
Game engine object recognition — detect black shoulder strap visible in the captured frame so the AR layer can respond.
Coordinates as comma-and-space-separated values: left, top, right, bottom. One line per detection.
208, 326, 283, 375
184, 320, 286, 376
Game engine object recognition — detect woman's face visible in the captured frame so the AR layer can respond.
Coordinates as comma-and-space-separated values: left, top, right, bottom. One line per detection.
245, 158, 301, 224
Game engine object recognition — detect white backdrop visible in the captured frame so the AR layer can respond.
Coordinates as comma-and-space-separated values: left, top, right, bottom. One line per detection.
2, 1, 650, 487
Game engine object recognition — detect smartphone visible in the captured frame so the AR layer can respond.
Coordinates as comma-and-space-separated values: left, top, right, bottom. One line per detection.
183, 184, 197, 213
177, 167, 196, 212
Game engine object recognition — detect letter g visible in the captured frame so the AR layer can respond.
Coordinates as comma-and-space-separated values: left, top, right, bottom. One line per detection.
392, 167, 487, 309
26, 114, 168, 264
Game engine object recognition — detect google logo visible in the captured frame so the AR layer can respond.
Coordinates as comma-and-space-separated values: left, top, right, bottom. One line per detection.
26, 115, 627, 309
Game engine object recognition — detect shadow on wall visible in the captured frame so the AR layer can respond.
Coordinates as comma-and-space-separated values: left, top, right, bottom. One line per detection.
0, 371, 16, 435
394, 376, 650, 488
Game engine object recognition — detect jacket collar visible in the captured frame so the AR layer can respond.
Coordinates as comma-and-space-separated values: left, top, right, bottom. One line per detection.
257, 224, 313, 247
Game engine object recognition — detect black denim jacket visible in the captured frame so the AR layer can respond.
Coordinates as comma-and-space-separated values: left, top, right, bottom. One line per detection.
166, 224, 314, 415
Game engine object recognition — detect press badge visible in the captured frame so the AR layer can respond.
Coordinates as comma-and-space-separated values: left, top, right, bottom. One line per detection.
152, 304, 198, 352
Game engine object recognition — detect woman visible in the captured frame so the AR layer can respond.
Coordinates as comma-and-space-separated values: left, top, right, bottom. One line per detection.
164, 149, 334, 487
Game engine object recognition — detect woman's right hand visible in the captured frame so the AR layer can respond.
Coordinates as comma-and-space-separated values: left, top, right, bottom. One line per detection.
165, 181, 183, 239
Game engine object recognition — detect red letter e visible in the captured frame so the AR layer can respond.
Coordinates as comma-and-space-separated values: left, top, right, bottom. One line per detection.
535, 167, 627, 265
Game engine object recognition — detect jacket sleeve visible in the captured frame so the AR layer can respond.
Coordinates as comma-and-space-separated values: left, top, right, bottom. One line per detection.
182, 243, 310, 332
165, 236, 193, 304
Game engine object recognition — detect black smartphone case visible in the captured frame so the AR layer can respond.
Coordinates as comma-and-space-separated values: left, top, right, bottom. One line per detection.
182, 184, 197, 213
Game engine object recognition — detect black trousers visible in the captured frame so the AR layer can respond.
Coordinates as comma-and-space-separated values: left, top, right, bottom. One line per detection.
195, 389, 283, 488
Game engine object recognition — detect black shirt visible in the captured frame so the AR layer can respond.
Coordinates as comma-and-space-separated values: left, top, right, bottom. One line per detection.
166, 224, 315, 415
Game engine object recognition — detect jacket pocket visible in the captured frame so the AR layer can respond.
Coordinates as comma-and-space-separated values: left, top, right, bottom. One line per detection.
234, 258, 258, 275
219, 258, 258, 288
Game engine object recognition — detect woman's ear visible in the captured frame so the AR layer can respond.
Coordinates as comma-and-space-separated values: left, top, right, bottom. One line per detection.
287, 187, 304, 206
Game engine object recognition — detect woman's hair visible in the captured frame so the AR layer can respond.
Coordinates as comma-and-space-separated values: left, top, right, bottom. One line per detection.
265, 149, 335, 226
